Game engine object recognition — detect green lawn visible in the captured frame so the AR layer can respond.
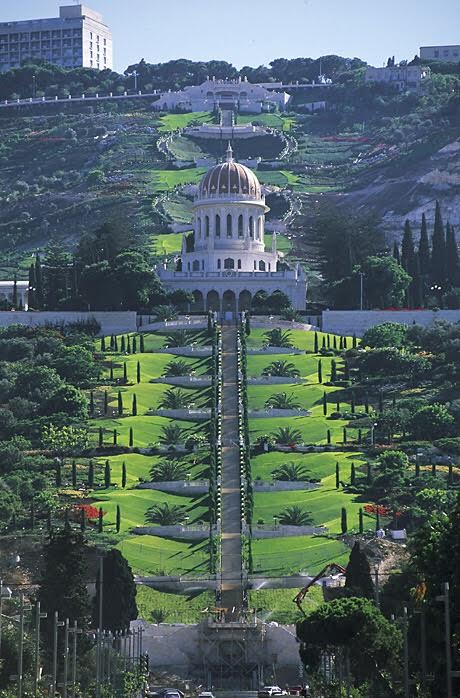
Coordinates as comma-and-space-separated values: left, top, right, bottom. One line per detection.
150, 232, 184, 255
251, 450, 367, 482
90, 415, 205, 448
236, 113, 297, 131
249, 415, 361, 446
150, 167, 207, 193
264, 232, 292, 254
246, 328, 356, 351
157, 112, 214, 133
247, 352, 338, 379
136, 585, 215, 623
252, 536, 350, 576
118, 535, 209, 576
249, 585, 323, 624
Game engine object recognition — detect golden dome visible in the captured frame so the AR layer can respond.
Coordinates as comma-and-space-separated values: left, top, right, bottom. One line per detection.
198, 144, 262, 200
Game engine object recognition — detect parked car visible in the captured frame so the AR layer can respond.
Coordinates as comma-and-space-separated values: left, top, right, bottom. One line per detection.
258, 687, 286, 697
198, 692, 216, 698
147, 689, 184, 698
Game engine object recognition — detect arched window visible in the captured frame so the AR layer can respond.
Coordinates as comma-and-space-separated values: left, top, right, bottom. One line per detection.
227, 214, 232, 238
217, 259, 221, 270
259, 260, 266, 271
205, 216, 210, 237
238, 214, 243, 238
268, 263, 271, 271
202, 260, 205, 270
249, 216, 254, 238
187, 262, 191, 271
197, 217, 202, 238
254, 260, 257, 270
215, 214, 221, 238
237, 259, 242, 269
192, 260, 200, 271
224, 258, 234, 270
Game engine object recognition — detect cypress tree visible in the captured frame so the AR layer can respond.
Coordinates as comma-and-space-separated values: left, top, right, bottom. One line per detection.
129, 427, 134, 448
12, 274, 18, 310
365, 393, 369, 413
122, 461, 127, 488
121, 335, 126, 353
133, 336, 137, 354
327, 429, 331, 445
35, 253, 43, 309
350, 392, 355, 413
114, 336, 118, 352
343, 427, 347, 444
339, 336, 344, 350
98, 427, 103, 448
343, 360, 350, 380
350, 462, 356, 486
343, 337, 347, 349
91, 549, 138, 633
431, 200, 446, 285
137, 361, 141, 384
335, 462, 340, 489
412, 253, 424, 308
401, 219, 415, 272
140, 334, 145, 353
345, 542, 374, 598
28, 263, 36, 308
330, 359, 337, 382
116, 505, 121, 533
314, 332, 319, 353
392, 241, 401, 264
431, 462, 436, 478
71, 460, 77, 487
336, 400, 340, 412
117, 391, 123, 416
89, 391, 94, 416
104, 460, 111, 488
113, 429, 117, 445
127, 336, 131, 353
448, 461, 453, 486
341, 507, 348, 534
418, 212, 431, 276
317, 359, 322, 384
322, 336, 326, 349
446, 223, 460, 288
132, 394, 137, 416
110, 334, 115, 350
101, 336, 106, 352
98, 507, 103, 533
322, 391, 327, 416
88, 460, 94, 487
326, 334, 330, 349
123, 362, 128, 383
358, 429, 362, 444
359, 508, 364, 534
110, 362, 114, 381
104, 391, 108, 415
415, 458, 420, 477
352, 333, 357, 349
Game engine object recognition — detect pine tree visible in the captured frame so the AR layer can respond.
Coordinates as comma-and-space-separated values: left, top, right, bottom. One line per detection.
341, 507, 348, 534
317, 360, 322, 384
140, 334, 145, 353
35, 253, 44, 309
323, 391, 327, 416
392, 241, 401, 264
117, 391, 123, 416
132, 394, 137, 416
91, 549, 138, 633
418, 212, 431, 276
116, 505, 121, 534
431, 200, 446, 285
314, 332, 318, 353
71, 460, 77, 487
446, 223, 460, 288
335, 462, 340, 489
104, 391, 108, 415
330, 359, 337, 382
345, 542, 374, 598
104, 460, 111, 488
137, 361, 141, 384
122, 461, 127, 488
88, 460, 94, 487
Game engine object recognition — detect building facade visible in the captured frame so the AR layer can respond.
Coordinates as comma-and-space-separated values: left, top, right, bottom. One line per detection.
420, 45, 460, 63
365, 64, 431, 92
153, 77, 291, 114
0, 4, 112, 73
158, 146, 306, 314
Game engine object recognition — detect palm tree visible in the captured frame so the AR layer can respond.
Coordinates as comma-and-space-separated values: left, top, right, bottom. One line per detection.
158, 388, 191, 409
150, 458, 190, 481
163, 360, 193, 377
278, 505, 313, 526
146, 503, 187, 525
154, 305, 178, 321
272, 462, 311, 481
265, 392, 302, 409
281, 307, 302, 322
158, 424, 186, 445
271, 426, 303, 445
262, 360, 300, 378
263, 328, 294, 348
163, 330, 195, 348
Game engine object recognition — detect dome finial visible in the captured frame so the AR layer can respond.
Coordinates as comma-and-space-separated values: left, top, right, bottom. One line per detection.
226, 142, 234, 163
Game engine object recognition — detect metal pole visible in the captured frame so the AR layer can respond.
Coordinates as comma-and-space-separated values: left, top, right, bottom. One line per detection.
444, 583, 452, 698
403, 607, 409, 698
63, 618, 70, 698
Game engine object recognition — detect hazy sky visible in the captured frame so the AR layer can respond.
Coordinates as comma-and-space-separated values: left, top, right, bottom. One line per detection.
3, 0, 460, 73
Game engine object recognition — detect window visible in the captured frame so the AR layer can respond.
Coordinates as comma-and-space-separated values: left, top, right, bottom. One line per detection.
197, 217, 201, 237
187, 262, 190, 271
226, 214, 232, 237
104, 38, 107, 45
434, 50, 439, 57
217, 259, 221, 270
259, 260, 266, 271
238, 214, 243, 238
201, 260, 205, 270
192, 260, 200, 271
258, 217, 263, 239
224, 258, 234, 270
254, 260, 257, 270
237, 259, 242, 269
215, 214, 220, 237
249, 216, 254, 238
205, 216, 210, 237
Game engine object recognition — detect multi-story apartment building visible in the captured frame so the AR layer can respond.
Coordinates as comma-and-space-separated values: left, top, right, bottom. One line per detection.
0, 4, 112, 73
365, 64, 431, 93
420, 45, 460, 63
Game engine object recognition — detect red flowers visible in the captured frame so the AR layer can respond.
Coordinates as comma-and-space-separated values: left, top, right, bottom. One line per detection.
74, 504, 105, 520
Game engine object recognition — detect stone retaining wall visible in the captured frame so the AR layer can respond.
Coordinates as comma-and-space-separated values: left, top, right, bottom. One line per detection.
133, 525, 210, 540
249, 409, 310, 418
252, 480, 319, 492
0, 311, 136, 336
138, 480, 209, 495
250, 525, 326, 538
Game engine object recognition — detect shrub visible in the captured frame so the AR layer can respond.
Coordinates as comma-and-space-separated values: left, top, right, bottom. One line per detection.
409, 404, 455, 440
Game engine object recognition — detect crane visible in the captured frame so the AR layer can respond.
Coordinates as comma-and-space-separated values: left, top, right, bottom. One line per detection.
293, 563, 347, 615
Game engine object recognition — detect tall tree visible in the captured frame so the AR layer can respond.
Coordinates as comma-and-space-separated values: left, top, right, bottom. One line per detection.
345, 542, 374, 599
431, 201, 446, 285
92, 549, 138, 633
401, 220, 415, 273
27, 263, 36, 309
418, 212, 431, 276
446, 223, 459, 288
392, 241, 400, 265
35, 252, 44, 309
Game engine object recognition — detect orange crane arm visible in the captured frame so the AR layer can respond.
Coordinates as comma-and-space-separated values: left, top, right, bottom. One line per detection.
293, 563, 347, 615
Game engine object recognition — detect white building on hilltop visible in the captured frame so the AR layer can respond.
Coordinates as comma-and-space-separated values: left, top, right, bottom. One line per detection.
158, 145, 306, 315
420, 45, 460, 63
365, 64, 431, 92
152, 77, 291, 114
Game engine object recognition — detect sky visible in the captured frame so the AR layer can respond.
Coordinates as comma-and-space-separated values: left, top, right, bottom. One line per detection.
2, 0, 460, 73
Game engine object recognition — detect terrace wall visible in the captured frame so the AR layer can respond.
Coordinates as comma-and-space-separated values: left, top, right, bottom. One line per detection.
322, 310, 460, 337
0, 311, 137, 336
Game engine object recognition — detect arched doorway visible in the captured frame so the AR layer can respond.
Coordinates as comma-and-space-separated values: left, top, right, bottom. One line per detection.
207, 290, 220, 312
222, 290, 237, 314
239, 290, 252, 312
191, 290, 204, 312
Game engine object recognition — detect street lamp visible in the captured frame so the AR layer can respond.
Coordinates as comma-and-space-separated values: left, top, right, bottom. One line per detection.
430, 284, 443, 307
358, 272, 364, 310
370, 422, 377, 446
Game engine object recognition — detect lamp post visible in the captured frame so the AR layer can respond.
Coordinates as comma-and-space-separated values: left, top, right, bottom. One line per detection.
430, 284, 443, 307
370, 422, 377, 446
359, 272, 364, 310
32, 74, 36, 99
